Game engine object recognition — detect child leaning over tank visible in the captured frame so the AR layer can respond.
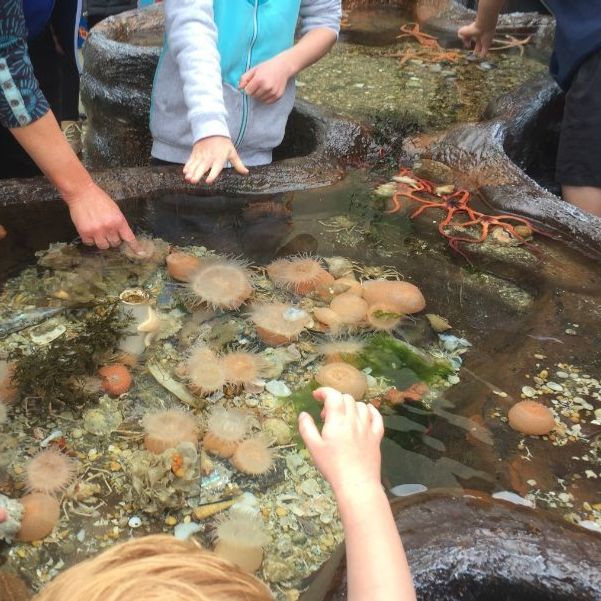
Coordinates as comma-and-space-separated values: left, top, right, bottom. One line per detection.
32, 388, 416, 601
149, 0, 341, 184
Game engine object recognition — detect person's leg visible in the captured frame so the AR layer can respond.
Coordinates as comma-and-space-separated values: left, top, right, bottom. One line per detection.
556, 48, 601, 217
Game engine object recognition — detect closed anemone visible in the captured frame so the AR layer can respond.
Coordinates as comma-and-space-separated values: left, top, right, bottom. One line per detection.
315, 362, 368, 400
230, 437, 274, 476
508, 400, 556, 436
203, 407, 250, 458
188, 258, 252, 310
17, 493, 60, 542
120, 236, 168, 263
366, 302, 404, 331
214, 514, 270, 572
142, 408, 199, 454
186, 346, 226, 394
249, 302, 312, 346
266, 256, 333, 295
222, 351, 268, 386
25, 448, 77, 495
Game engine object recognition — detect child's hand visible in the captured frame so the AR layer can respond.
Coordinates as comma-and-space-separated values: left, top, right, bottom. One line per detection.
298, 387, 384, 498
239, 55, 294, 104
183, 136, 249, 185
458, 21, 495, 57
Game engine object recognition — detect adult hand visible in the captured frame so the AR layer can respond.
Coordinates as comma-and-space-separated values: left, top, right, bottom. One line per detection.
239, 55, 293, 104
183, 135, 248, 185
298, 387, 384, 497
458, 21, 495, 57
66, 181, 139, 251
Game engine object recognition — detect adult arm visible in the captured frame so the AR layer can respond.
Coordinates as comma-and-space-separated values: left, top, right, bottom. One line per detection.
0, 0, 138, 250
239, 0, 340, 103
457, 0, 505, 57
299, 387, 416, 601
164, 0, 247, 184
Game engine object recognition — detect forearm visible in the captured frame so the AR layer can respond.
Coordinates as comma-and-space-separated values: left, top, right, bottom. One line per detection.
280, 28, 337, 77
475, 0, 504, 31
10, 111, 93, 203
336, 487, 416, 601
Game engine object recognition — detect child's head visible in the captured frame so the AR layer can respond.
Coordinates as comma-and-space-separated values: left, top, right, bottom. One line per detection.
34, 535, 273, 601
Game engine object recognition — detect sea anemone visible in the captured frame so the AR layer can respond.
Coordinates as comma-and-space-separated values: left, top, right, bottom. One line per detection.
316, 338, 366, 363
186, 346, 226, 394
332, 277, 363, 296
214, 514, 270, 572
362, 279, 426, 314
508, 400, 556, 436
24, 448, 77, 495
249, 302, 312, 346
329, 293, 368, 325
142, 408, 199, 454
0, 361, 17, 405
266, 256, 333, 295
315, 362, 368, 400
188, 258, 252, 310
120, 236, 168, 263
230, 437, 274, 476
203, 406, 250, 458
98, 364, 133, 396
366, 302, 404, 331
166, 252, 202, 282
313, 307, 343, 332
16, 493, 60, 542
222, 351, 268, 386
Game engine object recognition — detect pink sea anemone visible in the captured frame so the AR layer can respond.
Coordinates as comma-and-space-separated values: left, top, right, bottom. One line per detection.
313, 307, 343, 332
188, 258, 253, 310
266, 256, 334, 295
17, 493, 60, 542
98, 364, 133, 396
362, 279, 426, 314
186, 346, 227, 394
329, 292, 368, 325
230, 437, 274, 476
249, 302, 312, 346
203, 406, 250, 458
315, 362, 368, 400
25, 448, 77, 496
165, 252, 202, 282
508, 400, 556, 436
366, 302, 404, 331
142, 408, 199, 454
214, 514, 270, 573
222, 352, 268, 386
120, 236, 168, 263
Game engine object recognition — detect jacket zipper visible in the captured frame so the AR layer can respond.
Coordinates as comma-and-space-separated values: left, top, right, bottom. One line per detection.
234, 0, 260, 148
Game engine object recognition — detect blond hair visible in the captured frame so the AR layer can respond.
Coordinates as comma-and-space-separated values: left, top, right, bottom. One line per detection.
34, 535, 273, 601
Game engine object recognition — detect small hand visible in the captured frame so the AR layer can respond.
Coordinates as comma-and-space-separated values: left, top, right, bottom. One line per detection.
239, 55, 294, 104
67, 181, 139, 251
298, 387, 384, 496
458, 21, 495, 57
183, 135, 249, 185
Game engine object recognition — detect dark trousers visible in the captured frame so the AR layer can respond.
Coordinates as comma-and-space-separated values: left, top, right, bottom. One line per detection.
0, 27, 71, 179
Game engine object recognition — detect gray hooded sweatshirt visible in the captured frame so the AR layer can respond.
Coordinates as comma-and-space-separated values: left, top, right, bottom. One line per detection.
150, 0, 341, 166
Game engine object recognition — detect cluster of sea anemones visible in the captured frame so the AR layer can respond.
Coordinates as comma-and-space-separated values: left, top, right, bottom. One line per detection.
187, 258, 253, 310
186, 347, 268, 395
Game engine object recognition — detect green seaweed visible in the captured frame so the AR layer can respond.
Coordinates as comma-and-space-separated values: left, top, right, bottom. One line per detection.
357, 332, 452, 387
9, 301, 131, 406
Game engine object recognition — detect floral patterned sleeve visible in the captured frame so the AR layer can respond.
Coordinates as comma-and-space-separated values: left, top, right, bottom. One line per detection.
0, 0, 50, 128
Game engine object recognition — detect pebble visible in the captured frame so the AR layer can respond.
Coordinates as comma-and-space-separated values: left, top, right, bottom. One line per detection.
556, 371, 569, 379
165, 516, 178, 526
492, 491, 535, 508
174, 522, 203, 540
300, 478, 320, 496
71, 428, 83, 439
265, 380, 291, 397
389, 483, 427, 497
128, 516, 142, 528
521, 386, 536, 398
547, 382, 563, 392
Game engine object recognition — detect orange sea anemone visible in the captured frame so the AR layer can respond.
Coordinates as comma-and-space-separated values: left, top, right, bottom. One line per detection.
366, 302, 404, 331
98, 364, 133, 396
332, 277, 363, 296
508, 400, 556, 436
214, 514, 270, 573
186, 346, 227, 394
249, 302, 312, 346
25, 448, 77, 495
266, 256, 334, 295
166, 252, 202, 282
315, 362, 368, 400
188, 258, 253, 310
16, 493, 61, 542
222, 351, 268, 386
142, 408, 199, 454
203, 406, 250, 458
329, 292, 368, 325
313, 307, 343, 332
362, 279, 426, 314
230, 437, 274, 476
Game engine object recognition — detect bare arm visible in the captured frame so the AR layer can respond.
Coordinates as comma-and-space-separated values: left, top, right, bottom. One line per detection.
458, 0, 505, 56
10, 111, 138, 250
299, 387, 416, 601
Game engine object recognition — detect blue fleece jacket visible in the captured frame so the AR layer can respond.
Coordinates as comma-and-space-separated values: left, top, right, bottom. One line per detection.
542, 0, 601, 90
150, 0, 341, 167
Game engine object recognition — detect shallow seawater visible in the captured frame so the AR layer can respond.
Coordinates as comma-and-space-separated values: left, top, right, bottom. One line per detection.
1, 169, 601, 596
